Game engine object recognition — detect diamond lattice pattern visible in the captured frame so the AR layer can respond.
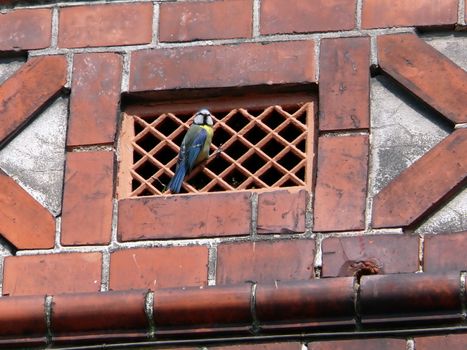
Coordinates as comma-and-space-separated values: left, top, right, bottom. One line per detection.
127, 103, 313, 196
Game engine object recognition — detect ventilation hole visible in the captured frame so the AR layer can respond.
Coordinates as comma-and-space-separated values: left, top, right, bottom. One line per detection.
277, 152, 302, 171
188, 171, 213, 190
296, 166, 305, 180
260, 166, 285, 186
242, 153, 266, 173
244, 125, 268, 145
154, 147, 178, 165
278, 123, 303, 143
172, 131, 187, 146
295, 110, 307, 124
245, 180, 263, 189
207, 155, 231, 174
210, 184, 225, 192
224, 167, 247, 188
134, 149, 143, 163
224, 112, 250, 132
224, 139, 249, 160
155, 116, 181, 137
140, 188, 155, 196
282, 178, 301, 187
262, 138, 284, 158
134, 119, 146, 135
134, 161, 158, 180
152, 172, 172, 192
296, 139, 306, 152
132, 178, 142, 191
135, 134, 160, 153
213, 127, 233, 146
261, 109, 286, 130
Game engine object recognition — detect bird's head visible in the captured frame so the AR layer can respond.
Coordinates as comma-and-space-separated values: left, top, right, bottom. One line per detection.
193, 108, 214, 127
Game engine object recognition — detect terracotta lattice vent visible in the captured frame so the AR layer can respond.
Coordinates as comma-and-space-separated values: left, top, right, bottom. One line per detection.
118, 93, 316, 197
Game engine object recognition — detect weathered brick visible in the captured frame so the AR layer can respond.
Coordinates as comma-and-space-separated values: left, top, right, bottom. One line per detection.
3, 253, 102, 296
372, 129, 467, 228
0, 55, 67, 143
362, 0, 458, 29
257, 189, 307, 234
58, 3, 153, 48
159, 0, 252, 42
424, 232, 467, 273
319, 37, 370, 131
0, 9, 51, 51
52, 290, 148, 334
61, 152, 114, 246
416, 334, 467, 350
313, 135, 369, 232
67, 53, 122, 146
0, 295, 46, 337
260, 0, 356, 35
322, 235, 419, 277
310, 339, 407, 350
377, 33, 467, 124
216, 240, 315, 285
118, 192, 251, 241
211, 344, 302, 350
109, 246, 209, 290
0, 171, 55, 249
130, 41, 316, 92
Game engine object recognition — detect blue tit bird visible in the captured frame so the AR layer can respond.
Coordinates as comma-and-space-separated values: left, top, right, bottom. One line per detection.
167, 109, 214, 193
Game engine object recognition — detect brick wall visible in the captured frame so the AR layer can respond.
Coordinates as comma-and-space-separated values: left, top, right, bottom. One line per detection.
0, 0, 466, 348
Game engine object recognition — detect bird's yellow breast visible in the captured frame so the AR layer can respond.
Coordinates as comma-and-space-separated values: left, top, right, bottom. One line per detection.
195, 124, 214, 164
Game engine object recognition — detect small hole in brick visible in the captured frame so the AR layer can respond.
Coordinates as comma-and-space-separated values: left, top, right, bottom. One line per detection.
140, 188, 155, 196
277, 151, 302, 170
210, 183, 225, 192
136, 133, 159, 153
132, 178, 142, 192
242, 153, 266, 173
282, 178, 301, 187
134, 149, 144, 163
244, 125, 268, 145
245, 180, 263, 190
261, 109, 286, 130
262, 138, 284, 158
260, 166, 284, 186
225, 111, 250, 132
151, 172, 172, 193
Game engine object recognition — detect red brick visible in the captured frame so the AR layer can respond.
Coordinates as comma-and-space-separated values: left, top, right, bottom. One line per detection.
0, 9, 51, 51
257, 189, 307, 234
52, 290, 148, 334
319, 37, 370, 131
322, 235, 419, 277
67, 53, 122, 146
3, 253, 102, 296
130, 41, 316, 92
372, 129, 467, 228
424, 232, 467, 273
377, 33, 467, 124
155, 284, 251, 328
260, 0, 356, 35
211, 344, 302, 350
0, 172, 55, 249
58, 3, 153, 48
118, 192, 251, 241
310, 338, 407, 350
416, 334, 467, 350
0, 295, 46, 337
110, 246, 208, 290
159, 0, 252, 42
362, 0, 458, 29
216, 240, 315, 285
0, 55, 67, 143
61, 152, 114, 246
313, 135, 369, 232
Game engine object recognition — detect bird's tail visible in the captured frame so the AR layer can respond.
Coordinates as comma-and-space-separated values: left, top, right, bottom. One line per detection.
167, 163, 186, 194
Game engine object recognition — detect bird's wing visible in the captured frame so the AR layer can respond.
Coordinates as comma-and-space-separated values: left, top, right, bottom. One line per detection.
182, 125, 208, 170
